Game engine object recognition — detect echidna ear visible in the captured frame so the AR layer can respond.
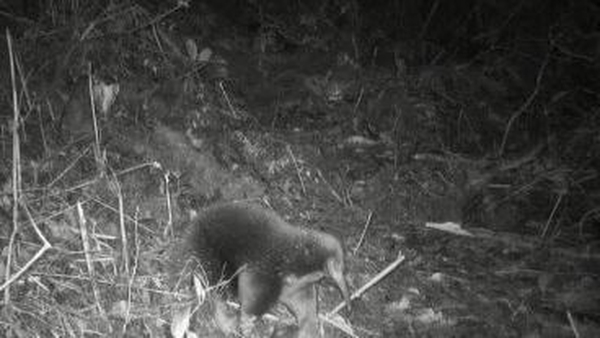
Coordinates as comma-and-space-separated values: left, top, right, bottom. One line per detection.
326, 256, 351, 311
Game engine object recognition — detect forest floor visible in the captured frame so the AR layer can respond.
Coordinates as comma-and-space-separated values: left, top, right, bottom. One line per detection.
1, 2, 599, 337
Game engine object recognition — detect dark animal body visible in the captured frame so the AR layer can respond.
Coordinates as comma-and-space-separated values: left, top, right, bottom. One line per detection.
182, 202, 350, 337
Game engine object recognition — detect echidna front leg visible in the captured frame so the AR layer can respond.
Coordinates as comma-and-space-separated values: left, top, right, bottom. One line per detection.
213, 299, 238, 336
238, 269, 283, 335
280, 283, 319, 338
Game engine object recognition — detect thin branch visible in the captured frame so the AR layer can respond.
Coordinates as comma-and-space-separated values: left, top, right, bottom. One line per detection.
418, 0, 440, 41
566, 311, 581, 338
352, 211, 373, 255
316, 169, 343, 204
499, 53, 550, 156
541, 192, 564, 238
287, 145, 307, 196
47, 146, 92, 187
0, 203, 52, 293
219, 80, 239, 119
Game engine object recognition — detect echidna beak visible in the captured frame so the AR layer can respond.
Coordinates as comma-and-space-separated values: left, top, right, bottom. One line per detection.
327, 257, 351, 311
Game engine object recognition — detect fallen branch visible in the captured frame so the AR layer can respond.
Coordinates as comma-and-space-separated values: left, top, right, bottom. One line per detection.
329, 251, 406, 316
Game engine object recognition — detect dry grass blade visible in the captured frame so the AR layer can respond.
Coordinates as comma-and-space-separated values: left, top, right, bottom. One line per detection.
163, 171, 174, 237
87, 64, 104, 172
108, 174, 129, 274
319, 314, 358, 338
123, 207, 141, 333
3, 27, 20, 305
1, 30, 50, 304
76, 201, 111, 332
